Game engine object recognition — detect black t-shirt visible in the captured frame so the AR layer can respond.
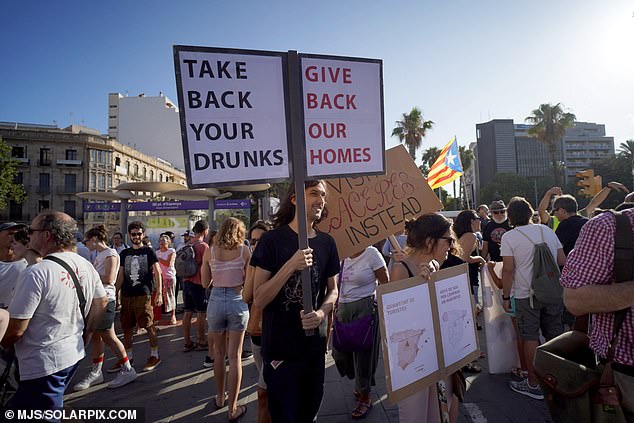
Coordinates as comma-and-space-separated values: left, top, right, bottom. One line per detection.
555, 215, 588, 256
441, 253, 465, 270
483, 220, 512, 262
119, 247, 159, 297
250, 225, 340, 361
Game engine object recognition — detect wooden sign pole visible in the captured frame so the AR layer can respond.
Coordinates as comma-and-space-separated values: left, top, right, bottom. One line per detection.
287, 50, 314, 336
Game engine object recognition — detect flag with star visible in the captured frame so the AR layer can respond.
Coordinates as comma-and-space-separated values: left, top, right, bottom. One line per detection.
426, 136, 463, 190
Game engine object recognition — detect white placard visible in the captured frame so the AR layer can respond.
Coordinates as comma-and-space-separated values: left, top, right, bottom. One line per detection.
301, 57, 384, 178
434, 272, 478, 368
175, 47, 290, 188
382, 283, 439, 391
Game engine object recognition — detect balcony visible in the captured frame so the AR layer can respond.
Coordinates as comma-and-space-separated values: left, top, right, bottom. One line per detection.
56, 159, 83, 166
38, 159, 52, 166
12, 157, 29, 165
115, 165, 127, 175
36, 186, 51, 194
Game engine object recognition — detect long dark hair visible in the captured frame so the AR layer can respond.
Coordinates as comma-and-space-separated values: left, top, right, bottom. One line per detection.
453, 210, 478, 239
272, 180, 328, 228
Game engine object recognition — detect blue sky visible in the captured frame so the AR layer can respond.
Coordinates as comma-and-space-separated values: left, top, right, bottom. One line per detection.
2, 0, 633, 165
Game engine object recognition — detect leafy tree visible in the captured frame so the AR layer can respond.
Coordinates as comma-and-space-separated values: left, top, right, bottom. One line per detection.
479, 173, 534, 206
391, 107, 434, 162
0, 138, 26, 210
525, 103, 576, 186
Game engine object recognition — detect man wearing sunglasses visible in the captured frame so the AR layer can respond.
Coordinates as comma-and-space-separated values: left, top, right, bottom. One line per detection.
116, 221, 163, 372
2, 211, 107, 418
482, 200, 512, 263
0, 222, 28, 309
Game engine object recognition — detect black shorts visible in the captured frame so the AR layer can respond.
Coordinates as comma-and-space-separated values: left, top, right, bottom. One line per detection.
96, 300, 116, 331
183, 281, 207, 313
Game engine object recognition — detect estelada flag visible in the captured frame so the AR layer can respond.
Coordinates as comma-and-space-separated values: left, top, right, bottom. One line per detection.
427, 136, 463, 190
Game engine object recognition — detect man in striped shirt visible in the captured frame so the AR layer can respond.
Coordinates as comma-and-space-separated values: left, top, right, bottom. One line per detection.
560, 209, 634, 421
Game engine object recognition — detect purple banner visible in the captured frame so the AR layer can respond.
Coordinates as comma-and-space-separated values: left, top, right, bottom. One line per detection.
84, 199, 251, 213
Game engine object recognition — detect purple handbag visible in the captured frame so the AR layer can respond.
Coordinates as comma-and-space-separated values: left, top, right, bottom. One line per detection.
332, 261, 375, 353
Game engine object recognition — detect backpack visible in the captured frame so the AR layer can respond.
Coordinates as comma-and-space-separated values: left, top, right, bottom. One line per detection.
515, 225, 562, 305
175, 241, 201, 278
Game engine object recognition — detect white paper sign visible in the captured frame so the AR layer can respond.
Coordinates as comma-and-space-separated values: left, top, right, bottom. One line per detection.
434, 273, 478, 368
382, 283, 439, 391
301, 56, 384, 178
174, 47, 290, 188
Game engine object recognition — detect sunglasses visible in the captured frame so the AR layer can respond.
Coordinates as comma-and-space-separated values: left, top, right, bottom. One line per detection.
492, 210, 506, 215
129, 232, 143, 237
439, 236, 454, 245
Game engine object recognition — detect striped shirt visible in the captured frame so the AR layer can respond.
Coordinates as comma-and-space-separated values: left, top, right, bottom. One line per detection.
560, 209, 634, 365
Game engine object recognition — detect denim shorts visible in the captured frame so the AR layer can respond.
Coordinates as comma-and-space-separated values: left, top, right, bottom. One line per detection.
207, 287, 249, 332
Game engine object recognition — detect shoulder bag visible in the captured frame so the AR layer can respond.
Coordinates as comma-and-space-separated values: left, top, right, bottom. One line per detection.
332, 261, 375, 353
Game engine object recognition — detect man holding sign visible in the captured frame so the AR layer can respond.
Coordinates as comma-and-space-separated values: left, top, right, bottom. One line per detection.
251, 181, 340, 423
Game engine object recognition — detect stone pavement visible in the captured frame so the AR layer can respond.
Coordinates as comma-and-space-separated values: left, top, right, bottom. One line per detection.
65, 316, 552, 422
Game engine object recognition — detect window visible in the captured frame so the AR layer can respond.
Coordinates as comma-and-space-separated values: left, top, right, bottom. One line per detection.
14, 173, 23, 184
108, 126, 116, 130
99, 174, 106, 190
109, 104, 117, 109
143, 167, 147, 180
126, 161, 130, 175
107, 175, 112, 188
159, 173, 163, 182
149, 170, 154, 181
38, 173, 50, 192
64, 201, 76, 218
64, 174, 77, 193
109, 115, 117, 119
90, 150, 96, 162
9, 201, 22, 220
65, 149, 78, 160
11, 146, 25, 158
39, 148, 51, 166
134, 164, 139, 177
115, 157, 121, 166
38, 200, 49, 212
90, 173, 96, 190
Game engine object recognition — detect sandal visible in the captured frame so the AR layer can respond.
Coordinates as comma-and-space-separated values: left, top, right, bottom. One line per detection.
353, 390, 361, 400
211, 393, 228, 411
183, 342, 197, 352
228, 404, 247, 422
351, 400, 372, 419
463, 362, 482, 373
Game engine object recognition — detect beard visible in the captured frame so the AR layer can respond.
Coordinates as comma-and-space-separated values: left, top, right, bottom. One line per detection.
492, 215, 507, 224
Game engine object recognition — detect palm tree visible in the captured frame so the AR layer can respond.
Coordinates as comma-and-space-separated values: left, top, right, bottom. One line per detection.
459, 146, 474, 171
525, 103, 576, 186
420, 147, 441, 176
618, 140, 634, 160
392, 107, 434, 162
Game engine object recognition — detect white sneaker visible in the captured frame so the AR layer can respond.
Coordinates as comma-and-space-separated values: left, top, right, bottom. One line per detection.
108, 368, 137, 389
73, 369, 104, 391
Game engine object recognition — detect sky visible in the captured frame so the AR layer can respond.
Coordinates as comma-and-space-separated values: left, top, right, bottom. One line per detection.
2, 0, 634, 167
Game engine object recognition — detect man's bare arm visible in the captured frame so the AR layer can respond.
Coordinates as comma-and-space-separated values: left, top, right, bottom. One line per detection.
302, 275, 338, 330
501, 256, 515, 299
538, 187, 561, 226
564, 282, 634, 316
580, 182, 629, 217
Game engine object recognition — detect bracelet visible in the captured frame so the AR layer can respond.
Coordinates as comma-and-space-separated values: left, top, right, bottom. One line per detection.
503, 295, 511, 301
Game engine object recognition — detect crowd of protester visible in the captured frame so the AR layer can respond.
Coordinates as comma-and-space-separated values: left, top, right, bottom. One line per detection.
0, 178, 632, 423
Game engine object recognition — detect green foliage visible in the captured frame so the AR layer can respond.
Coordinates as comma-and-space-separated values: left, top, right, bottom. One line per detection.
0, 138, 26, 210
525, 103, 576, 186
479, 173, 535, 206
391, 107, 434, 162
420, 147, 440, 176
459, 146, 474, 171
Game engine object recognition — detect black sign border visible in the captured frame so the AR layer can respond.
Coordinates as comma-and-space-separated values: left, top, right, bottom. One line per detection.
173, 45, 293, 189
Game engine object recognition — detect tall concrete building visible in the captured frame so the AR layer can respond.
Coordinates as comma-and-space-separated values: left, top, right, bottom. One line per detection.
475, 120, 614, 200
0, 122, 186, 231
108, 92, 183, 169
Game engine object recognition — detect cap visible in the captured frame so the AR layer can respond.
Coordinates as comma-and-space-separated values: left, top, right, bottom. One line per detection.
182, 230, 193, 237
0, 222, 27, 232
489, 200, 507, 212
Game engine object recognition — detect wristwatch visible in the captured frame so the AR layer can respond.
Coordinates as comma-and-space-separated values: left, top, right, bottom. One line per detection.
502, 295, 511, 301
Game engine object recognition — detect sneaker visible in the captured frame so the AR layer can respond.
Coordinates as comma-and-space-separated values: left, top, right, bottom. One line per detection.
108, 368, 137, 389
107, 359, 134, 374
203, 355, 214, 368
73, 369, 104, 391
241, 350, 253, 361
509, 378, 544, 400
142, 356, 161, 372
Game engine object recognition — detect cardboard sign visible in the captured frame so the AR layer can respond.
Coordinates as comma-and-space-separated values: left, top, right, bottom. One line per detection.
317, 145, 442, 260
377, 264, 480, 404
301, 55, 384, 178
174, 46, 291, 188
